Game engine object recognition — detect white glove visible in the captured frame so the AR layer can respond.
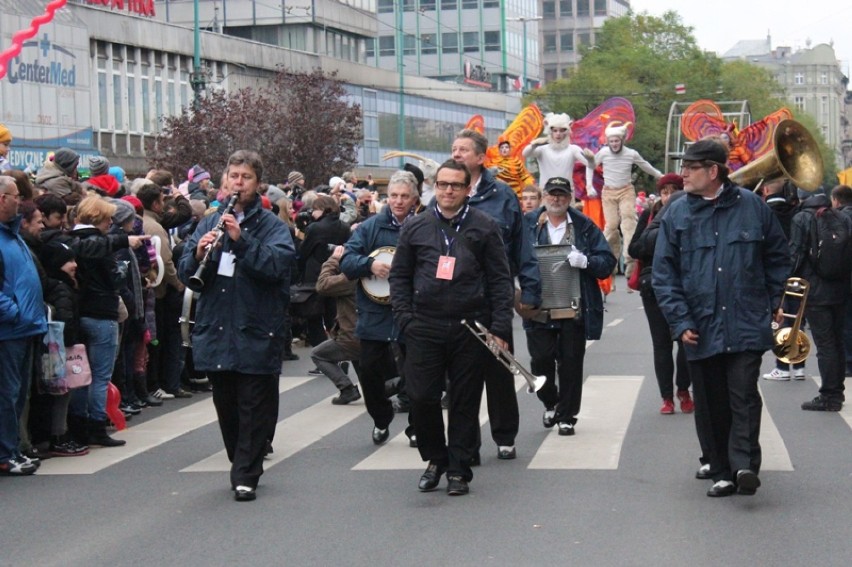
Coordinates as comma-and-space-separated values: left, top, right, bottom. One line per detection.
586, 187, 598, 198
567, 245, 588, 269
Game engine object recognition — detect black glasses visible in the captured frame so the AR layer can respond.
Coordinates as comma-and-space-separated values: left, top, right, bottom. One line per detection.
434, 181, 468, 192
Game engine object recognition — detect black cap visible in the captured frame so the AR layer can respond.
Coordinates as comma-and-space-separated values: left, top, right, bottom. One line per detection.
682, 140, 728, 164
543, 176, 572, 194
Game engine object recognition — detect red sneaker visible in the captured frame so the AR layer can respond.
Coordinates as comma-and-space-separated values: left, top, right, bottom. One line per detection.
677, 390, 695, 413
660, 398, 675, 414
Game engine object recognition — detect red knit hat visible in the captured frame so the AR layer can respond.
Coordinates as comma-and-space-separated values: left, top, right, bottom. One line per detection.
656, 173, 683, 191
122, 195, 144, 215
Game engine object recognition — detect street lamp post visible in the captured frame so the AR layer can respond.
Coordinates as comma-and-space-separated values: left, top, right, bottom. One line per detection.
508, 16, 542, 93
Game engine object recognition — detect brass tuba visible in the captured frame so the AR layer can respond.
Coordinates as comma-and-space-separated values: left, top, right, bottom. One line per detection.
730, 120, 824, 192
772, 278, 811, 364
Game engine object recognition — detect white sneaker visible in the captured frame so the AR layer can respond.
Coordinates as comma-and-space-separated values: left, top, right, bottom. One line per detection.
762, 368, 790, 381
792, 368, 806, 380
151, 388, 175, 400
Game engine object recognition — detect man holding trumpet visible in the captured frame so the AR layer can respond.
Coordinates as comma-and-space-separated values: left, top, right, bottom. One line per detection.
179, 150, 295, 502
389, 160, 514, 496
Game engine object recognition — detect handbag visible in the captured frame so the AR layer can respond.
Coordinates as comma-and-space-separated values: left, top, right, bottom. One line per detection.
627, 260, 643, 291
289, 283, 323, 318
40, 305, 68, 395
63, 344, 93, 390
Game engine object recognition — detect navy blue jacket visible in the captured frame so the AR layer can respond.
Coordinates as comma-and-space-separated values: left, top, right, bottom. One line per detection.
340, 207, 403, 342
523, 206, 615, 339
178, 196, 295, 375
653, 182, 790, 361
444, 168, 542, 307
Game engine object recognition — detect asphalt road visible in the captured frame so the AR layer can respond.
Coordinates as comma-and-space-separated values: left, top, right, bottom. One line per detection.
3, 281, 851, 566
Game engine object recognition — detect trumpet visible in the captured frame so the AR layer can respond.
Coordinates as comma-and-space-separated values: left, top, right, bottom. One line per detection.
772, 277, 810, 364
187, 194, 238, 292
461, 319, 546, 393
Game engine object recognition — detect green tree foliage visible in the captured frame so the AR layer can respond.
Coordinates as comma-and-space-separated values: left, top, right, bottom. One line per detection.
526, 11, 837, 188
147, 68, 362, 187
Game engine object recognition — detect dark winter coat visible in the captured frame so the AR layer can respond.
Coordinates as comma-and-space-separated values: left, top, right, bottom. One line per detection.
653, 181, 790, 361
178, 195, 295, 375
298, 213, 350, 284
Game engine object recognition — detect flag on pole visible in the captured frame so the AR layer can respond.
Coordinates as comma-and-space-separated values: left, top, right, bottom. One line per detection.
675, 83, 686, 95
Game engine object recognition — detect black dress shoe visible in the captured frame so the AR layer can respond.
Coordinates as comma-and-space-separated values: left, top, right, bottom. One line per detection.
706, 481, 736, 497
736, 469, 761, 495
372, 427, 389, 445
234, 486, 256, 502
446, 475, 469, 496
695, 463, 712, 480
497, 446, 516, 460
418, 463, 446, 491
542, 409, 556, 429
331, 385, 361, 405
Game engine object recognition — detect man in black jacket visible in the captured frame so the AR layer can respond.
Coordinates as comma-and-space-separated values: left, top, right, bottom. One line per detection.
389, 160, 514, 496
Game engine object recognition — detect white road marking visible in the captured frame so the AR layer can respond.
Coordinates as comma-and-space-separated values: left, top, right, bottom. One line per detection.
606, 318, 624, 327
529, 375, 643, 470
38, 376, 314, 475
759, 384, 794, 471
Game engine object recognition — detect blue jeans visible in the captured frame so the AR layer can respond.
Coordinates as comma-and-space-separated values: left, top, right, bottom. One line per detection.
70, 317, 119, 422
0, 338, 35, 462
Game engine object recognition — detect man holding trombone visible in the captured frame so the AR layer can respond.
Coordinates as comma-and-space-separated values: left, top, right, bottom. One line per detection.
389, 160, 514, 496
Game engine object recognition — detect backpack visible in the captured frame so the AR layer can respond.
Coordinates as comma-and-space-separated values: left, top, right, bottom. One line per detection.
807, 207, 852, 281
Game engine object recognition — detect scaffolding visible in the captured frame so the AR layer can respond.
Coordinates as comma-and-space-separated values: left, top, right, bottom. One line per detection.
664, 100, 752, 173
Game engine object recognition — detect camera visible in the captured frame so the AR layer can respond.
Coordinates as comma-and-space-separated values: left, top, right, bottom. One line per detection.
295, 209, 314, 231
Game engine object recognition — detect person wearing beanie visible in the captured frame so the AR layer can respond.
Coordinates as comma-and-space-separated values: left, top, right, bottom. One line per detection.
34, 148, 85, 199
586, 121, 662, 280
0, 123, 11, 171
187, 165, 211, 202
627, 173, 694, 417
84, 156, 122, 198
108, 166, 126, 184
112, 199, 136, 227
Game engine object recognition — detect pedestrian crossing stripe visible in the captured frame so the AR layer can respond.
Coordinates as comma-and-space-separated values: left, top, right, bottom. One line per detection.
38, 375, 806, 475
529, 375, 642, 470
37, 376, 314, 475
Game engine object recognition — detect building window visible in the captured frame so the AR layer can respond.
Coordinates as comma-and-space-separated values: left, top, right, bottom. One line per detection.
442, 32, 459, 53
595, 0, 607, 15
820, 72, 828, 84
366, 38, 375, 58
577, 1, 590, 16
577, 32, 591, 46
794, 96, 804, 111
559, 0, 572, 16
379, 36, 395, 56
794, 72, 804, 85
378, 0, 394, 13
482, 0, 499, 7
484, 30, 500, 52
544, 33, 557, 53
461, 0, 478, 8
560, 32, 574, 51
441, 0, 457, 10
402, 0, 416, 11
403, 34, 416, 55
545, 68, 557, 82
463, 31, 479, 53
543, 1, 556, 17
421, 34, 437, 54
420, 0, 437, 10
562, 67, 572, 78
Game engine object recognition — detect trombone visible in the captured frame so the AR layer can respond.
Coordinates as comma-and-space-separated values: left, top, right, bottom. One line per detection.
772, 277, 810, 364
461, 319, 546, 393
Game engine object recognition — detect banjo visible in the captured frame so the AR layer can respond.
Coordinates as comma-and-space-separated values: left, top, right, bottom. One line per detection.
360, 246, 395, 304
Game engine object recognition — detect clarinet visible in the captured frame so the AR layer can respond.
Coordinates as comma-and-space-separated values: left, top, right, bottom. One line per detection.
187, 194, 238, 292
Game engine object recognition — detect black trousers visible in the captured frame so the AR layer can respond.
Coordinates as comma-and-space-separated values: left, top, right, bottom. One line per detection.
640, 291, 690, 399
526, 320, 586, 425
208, 372, 279, 490
404, 318, 486, 482
480, 334, 520, 446
807, 303, 847, 402
359, 339, 402, 431
689, 351, 763, 482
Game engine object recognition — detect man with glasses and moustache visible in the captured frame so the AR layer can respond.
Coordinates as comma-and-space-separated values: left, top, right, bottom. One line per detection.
390, 160, 514, 496
653, 139, 788, 498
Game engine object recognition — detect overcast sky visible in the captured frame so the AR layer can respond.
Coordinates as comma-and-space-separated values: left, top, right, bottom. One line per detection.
629, 1, 852, 82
